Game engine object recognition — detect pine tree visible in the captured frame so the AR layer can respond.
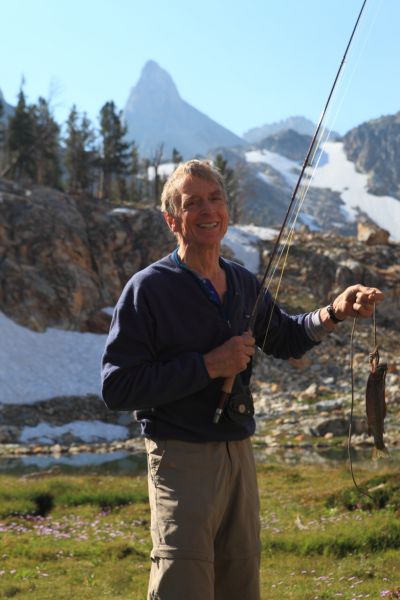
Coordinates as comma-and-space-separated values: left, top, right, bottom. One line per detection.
99, 101, 130, 200
7, 88, 36, 181
214, 153, 240, 223
31, 97, 61, 187
171, 147, 183, 165
65, 105, 96, 194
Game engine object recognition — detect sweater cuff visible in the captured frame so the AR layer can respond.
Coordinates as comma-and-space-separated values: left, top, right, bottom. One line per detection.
304, 309, 329, 342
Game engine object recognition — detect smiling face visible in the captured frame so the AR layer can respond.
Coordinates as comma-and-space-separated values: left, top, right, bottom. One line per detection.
164, 175, 229, 252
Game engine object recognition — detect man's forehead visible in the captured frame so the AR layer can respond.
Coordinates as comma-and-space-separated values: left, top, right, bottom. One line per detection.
180, 175, 223, 197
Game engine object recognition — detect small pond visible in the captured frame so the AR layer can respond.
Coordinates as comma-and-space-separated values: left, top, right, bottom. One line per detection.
1, 445, 399, 476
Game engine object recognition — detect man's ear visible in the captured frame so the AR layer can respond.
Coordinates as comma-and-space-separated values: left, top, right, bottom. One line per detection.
164, 211, 179, 233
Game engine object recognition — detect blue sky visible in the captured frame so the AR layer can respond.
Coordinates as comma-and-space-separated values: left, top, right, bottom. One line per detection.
1, 0, 398, 137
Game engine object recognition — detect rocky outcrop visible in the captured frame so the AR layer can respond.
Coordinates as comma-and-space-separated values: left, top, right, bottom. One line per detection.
0, 178, 175, 332
357, 222, 390, 245
258, 231, 400, 312
343, 112, 400, 200
257, 129, 312, 162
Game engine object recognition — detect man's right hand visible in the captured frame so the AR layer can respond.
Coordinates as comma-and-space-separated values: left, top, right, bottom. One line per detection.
203, 332, 256, 379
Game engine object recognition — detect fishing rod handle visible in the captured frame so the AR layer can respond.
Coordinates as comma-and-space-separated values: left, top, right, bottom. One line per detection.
212, 375, 235, 424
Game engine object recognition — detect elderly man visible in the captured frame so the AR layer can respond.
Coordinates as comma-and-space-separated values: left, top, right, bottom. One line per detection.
101, 160, 383, 600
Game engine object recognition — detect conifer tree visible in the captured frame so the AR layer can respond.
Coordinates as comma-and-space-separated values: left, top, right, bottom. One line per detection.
7, 88, 36, 180
65, 105, 96, 194
214, 153, 240, 223
31, 97, 61, 187
99, 101, 130, 200
171, 147, 183, 165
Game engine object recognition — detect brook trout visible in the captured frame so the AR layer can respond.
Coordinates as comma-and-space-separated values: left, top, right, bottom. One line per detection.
366, 362, 388, 459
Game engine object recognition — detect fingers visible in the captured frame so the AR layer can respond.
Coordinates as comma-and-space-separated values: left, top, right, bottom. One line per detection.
242, 331, 256, 350
231, 334, 255, 370
353, 287, 384, 317
357, 286, 384, 301
203, 333, 256, 379
333, 285, 385, 320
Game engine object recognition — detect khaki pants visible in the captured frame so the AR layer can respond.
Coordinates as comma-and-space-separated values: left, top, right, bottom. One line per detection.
145, 438, 260, 600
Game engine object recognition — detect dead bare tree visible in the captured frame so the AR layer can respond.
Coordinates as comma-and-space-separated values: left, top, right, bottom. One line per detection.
151, 143, 164, 207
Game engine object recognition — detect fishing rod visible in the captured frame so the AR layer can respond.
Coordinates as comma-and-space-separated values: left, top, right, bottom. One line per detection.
213, 0, 369, 424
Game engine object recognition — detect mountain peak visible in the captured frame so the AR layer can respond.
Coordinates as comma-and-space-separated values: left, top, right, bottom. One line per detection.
123, 61, 244, 159
131, 60, 180, 102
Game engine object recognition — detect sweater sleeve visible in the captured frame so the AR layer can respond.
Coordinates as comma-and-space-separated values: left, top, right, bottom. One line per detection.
101, 282, 211, 411
254, 289, 319, 359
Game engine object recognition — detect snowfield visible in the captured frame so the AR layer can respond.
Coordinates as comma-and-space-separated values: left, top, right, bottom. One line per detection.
223, 225, 276, 274
244, 142, 400, 242
0, 311, 106, 405
310, 142, 400, 242
245, 149, 300, 187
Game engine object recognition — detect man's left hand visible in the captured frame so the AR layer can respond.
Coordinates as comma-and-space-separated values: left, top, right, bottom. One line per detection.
321, 285, 384, 329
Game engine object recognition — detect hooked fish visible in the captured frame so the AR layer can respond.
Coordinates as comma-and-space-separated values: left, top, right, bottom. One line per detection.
365, 361, 388, 459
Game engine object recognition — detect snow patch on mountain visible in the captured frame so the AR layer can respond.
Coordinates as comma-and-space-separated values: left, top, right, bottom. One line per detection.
245, 149, 299, 187
311, 142, 400, 241
223, 225, 276, 274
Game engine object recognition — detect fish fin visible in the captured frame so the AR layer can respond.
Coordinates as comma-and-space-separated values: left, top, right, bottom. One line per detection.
372, 446, 389, 460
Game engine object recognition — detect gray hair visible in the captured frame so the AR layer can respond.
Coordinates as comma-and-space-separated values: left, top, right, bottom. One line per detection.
161, 159, 227, 216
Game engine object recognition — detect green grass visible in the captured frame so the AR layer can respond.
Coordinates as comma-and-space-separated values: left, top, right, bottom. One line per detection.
1, 460, 400, 599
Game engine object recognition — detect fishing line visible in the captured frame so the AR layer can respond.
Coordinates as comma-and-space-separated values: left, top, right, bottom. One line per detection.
312, 0, 383, 151
258, 120, 339, 353
213, 0, 371, 424
258, 0, 381, 353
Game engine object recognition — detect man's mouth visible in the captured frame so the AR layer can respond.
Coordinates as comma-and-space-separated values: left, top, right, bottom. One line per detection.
198, 223, 218, 229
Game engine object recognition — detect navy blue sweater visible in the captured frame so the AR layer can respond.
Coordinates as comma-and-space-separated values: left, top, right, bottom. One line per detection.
101, 253, 318, 442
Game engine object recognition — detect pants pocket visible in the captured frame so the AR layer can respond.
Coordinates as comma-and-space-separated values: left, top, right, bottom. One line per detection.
145, 438, 167, 486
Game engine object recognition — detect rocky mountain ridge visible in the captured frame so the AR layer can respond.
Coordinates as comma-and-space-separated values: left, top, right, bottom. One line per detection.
243, 116, 317, 144
343, 112, 400, 201
256, 129, 312, 162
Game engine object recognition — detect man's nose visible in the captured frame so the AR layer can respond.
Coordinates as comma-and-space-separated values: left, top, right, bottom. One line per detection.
199, 198, 215, 212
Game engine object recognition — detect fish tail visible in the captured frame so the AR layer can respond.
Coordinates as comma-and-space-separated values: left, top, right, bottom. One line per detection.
372, 445, 389, 460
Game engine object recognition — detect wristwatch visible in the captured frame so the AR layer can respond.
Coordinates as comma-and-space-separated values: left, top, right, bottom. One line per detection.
326, 304, 345, 324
